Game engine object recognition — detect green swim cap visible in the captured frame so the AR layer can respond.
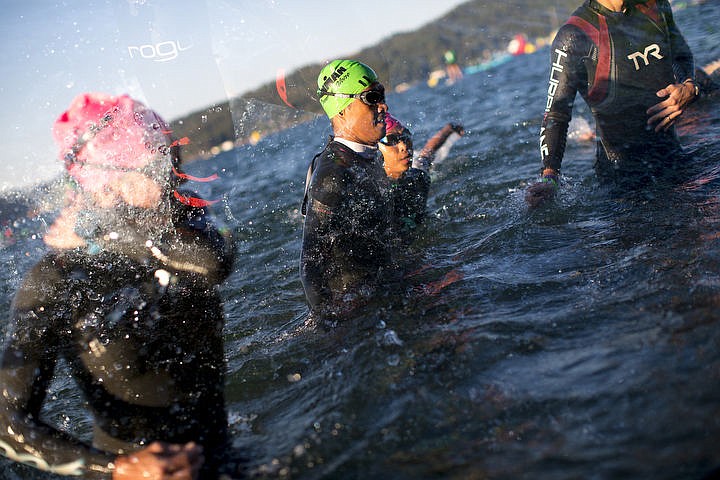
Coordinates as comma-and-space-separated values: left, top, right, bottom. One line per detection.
317, 59, 378, 118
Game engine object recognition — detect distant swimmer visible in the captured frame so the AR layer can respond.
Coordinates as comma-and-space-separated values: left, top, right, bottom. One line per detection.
379, 114, 465, 231
526, 0, 700, 207
300, 60, 429, 320
0, 93, 239, 479
507, 34, 536, 56
444, 49, 464, 84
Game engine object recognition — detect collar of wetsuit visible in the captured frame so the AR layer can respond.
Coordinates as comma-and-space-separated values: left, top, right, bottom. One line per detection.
334, 137, 379, 160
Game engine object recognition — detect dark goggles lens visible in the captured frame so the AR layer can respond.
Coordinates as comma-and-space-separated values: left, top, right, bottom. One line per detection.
359, 88, 385, 105
382, 133, 413, 147
318, 86, 386, 106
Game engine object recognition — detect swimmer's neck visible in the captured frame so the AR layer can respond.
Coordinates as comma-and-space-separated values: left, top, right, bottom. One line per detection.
596, 0, 624, 12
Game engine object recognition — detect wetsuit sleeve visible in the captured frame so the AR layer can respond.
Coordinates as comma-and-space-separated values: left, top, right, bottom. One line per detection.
539, 25, 590, 173
300, 154, 352, 310
660, 0, 695, 82
413, 124, 462, 171
0, 260, 117, 479
394, 168, 430, 232
171, 197, 236, 283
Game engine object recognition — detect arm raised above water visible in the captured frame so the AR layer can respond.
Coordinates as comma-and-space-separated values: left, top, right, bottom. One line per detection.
413, 123, 465, 171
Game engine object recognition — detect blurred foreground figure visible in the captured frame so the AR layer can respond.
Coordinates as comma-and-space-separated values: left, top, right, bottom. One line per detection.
0, 93, 237, 479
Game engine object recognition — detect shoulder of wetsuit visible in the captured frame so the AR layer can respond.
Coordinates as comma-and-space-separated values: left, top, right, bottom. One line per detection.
655, 0, 673, 15
10, 251, 144, 326
558, 9, 600, 49
163, 202, 236, 283
10, 254, 69, 312
307, 140, 377, 218
325, 141, 356, 169
309, 142, 357, 195
401, 168, 431, 188
67, 213, 234, 286
171, 197, 233, 247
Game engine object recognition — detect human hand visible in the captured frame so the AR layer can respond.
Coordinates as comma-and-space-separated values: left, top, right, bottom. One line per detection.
646, 81, 697, 132
113, 441, 204, 480
449, 123, 465, 136
525, 172, 558, 208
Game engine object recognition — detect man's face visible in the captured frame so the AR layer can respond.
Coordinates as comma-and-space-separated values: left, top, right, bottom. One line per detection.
337, 83, 388, 145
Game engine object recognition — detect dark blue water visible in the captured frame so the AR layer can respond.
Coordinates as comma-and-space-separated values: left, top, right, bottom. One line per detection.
2, 3, 720, 479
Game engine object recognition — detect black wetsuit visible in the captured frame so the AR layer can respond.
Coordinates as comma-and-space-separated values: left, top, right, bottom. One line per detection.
540, 0, 695, 178
393, 168, 431, 232
0, 203, 235, 478
300, 140, 428, 317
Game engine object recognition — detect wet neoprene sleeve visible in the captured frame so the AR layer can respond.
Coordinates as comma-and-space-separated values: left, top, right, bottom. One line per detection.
0, 261, 117, 478
662, 0, 695, 82
540, 26, 588, 173
394, 168, 431, 231
413, 124, 459, 171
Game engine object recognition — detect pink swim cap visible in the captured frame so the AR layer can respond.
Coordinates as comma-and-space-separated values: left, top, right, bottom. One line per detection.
384, 113, 405, 135
52, 93, 177, 196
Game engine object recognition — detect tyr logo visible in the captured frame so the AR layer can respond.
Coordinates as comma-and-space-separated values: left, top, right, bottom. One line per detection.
627, 44, 663, 71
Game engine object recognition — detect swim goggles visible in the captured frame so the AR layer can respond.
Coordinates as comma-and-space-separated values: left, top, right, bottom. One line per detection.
317, 86, 386, 106
380, 132, 413, 148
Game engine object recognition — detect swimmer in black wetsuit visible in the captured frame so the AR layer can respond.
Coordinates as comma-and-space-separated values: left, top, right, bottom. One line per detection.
300, 60, 428, 319
0, 93, 236, 479
526, 0, 700, 206
379, 114, 465, 231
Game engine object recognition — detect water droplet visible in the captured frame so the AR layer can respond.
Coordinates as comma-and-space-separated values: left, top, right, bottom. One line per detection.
382, 330, 404, 347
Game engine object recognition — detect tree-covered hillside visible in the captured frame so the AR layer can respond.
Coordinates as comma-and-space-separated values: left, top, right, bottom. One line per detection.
171, 0, 580, 160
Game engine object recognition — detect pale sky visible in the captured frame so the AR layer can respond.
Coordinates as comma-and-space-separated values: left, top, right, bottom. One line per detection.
0, 0, 468, 190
